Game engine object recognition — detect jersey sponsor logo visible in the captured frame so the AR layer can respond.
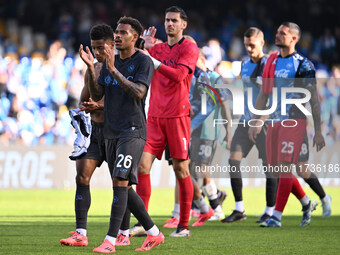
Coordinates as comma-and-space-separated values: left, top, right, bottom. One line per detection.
105, 75, 134, 86
105, 75, 112, 85
275, 69, 290, 78
162, 58, 178, 66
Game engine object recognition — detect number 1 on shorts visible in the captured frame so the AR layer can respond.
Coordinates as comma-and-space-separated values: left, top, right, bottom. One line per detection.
182, 137, 187, 151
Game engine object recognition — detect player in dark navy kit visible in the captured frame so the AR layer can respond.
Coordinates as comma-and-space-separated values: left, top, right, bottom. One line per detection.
221, 27, 278, 224
60, 24, 113, 247
249, 22, 325, 227
79, 17, 164, 253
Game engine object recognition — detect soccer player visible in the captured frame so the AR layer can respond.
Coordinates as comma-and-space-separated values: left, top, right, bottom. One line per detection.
249, 22, 325, 227
221, 27, 278, 224
60, 24, 112, 247
135, 6, 199, 237
79, 17, 164, 252
189, 48, 230, 222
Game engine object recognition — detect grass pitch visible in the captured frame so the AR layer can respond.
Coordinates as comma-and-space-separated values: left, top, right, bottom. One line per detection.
0, 187, 339, 255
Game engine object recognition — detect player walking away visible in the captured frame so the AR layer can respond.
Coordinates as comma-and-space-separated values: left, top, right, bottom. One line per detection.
189, 47, 230, 223
60, 24, 112, 247
133, 6, 199, 237
78, 17, 164, 253
249, 22, 325, 227
221, 27, 278, 224
296, 132, 332, 217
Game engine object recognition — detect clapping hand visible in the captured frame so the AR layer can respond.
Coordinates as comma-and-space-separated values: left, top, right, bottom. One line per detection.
142, 26, 157, 50
79, 44, 94, 68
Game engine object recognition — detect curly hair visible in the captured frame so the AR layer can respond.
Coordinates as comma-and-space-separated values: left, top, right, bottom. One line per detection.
117, 16, 143, 37
90, 24, 114, 41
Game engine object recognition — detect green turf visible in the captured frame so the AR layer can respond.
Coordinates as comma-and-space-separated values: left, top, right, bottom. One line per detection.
0, 187, 339, 254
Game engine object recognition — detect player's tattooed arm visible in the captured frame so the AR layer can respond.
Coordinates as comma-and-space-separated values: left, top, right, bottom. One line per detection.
79, 70, 90, 106
79, 44, 104, 101
112, 69, 147, 99
307, 85, 325, 151
87, 65, 104, 101
307, 85, 322, 132
80, 63, 104, 104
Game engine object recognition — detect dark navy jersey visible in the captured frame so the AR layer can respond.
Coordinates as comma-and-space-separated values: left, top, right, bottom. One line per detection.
97, 51, 154, 139
269, 52, 315, 121
240, 56, 267, 121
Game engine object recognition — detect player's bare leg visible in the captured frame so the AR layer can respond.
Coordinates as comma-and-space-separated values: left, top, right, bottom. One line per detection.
60, 158, 97, 246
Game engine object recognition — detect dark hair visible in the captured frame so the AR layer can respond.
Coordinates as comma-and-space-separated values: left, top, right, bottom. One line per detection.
281, 22, 301, 40
165, 6, 187, 21
117, 16, 143, 37
90, 24, 114, 41
244, 27, 263, 38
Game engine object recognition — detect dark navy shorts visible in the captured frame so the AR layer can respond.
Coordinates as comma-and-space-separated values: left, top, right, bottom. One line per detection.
105, 136, 145, 185
230, 124, 267, 160
80, 121, 106, 167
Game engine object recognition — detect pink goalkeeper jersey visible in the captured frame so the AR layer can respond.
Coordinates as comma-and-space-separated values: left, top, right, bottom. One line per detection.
148, 38, 199, 118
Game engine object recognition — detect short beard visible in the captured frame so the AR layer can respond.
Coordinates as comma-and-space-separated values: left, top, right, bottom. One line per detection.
275, 43, 285, 48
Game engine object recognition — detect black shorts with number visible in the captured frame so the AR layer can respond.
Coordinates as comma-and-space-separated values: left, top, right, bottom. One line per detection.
190, 127, 217, 166
230, 124, 267, 160
81, 121, 106, 167
298, 130, 309, 162
105, 136, 145, 185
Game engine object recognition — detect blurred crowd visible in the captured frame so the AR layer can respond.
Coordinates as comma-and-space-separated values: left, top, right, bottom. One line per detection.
0, 40, 85, 146
0, 0, 340, 146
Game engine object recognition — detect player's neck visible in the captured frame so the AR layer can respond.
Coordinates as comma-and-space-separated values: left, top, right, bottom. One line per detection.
196, 63, 207, 72
280, 46, 295, 58
120, 47, 136, 59
251, 53, 264, 63
167, 34, 183, 47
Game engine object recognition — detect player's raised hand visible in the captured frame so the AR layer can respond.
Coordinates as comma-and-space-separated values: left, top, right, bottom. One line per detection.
79, 44, 94, 68
142, 26, 157, 49
104, 43, 116, 73
313, 131, 325, 152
